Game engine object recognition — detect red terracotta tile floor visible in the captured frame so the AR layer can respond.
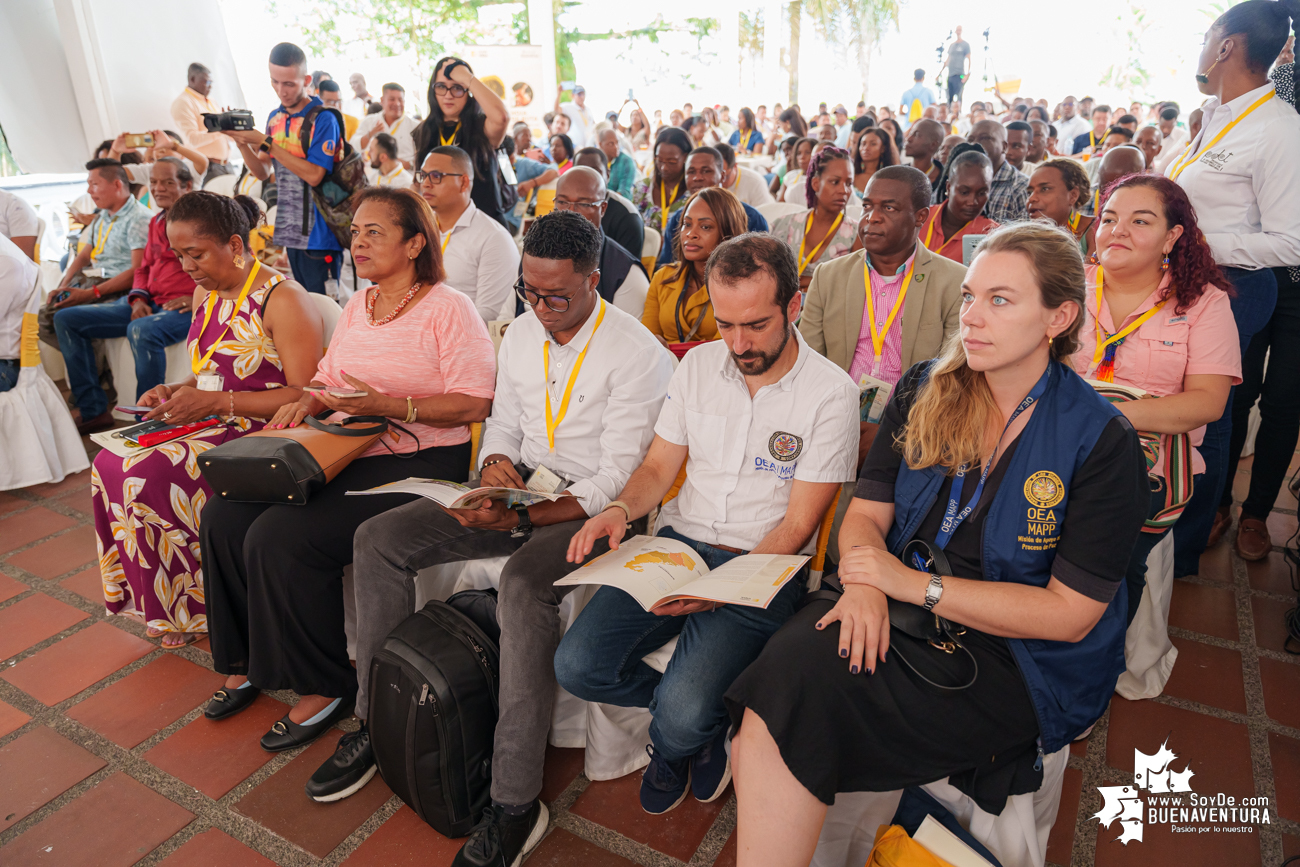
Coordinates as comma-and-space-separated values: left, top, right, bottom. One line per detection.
1, 453, 1298, 866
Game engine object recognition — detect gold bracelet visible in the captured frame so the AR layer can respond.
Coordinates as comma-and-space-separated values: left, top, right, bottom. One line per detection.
404, 396, 417, 424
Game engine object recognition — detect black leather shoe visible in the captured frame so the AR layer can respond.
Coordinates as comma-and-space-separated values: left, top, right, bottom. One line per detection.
204, 684, 261, 720
259, 697, 354, 752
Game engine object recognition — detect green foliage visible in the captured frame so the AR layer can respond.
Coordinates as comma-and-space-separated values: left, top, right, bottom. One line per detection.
783, 0, 902, 103
1100, 3, 1155, 100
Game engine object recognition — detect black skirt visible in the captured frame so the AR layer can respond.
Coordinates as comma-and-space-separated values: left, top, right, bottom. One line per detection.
725, 598, 1043, 815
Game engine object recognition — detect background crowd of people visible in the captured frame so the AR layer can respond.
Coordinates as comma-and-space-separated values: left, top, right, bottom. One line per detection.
1, 2, 1299, 866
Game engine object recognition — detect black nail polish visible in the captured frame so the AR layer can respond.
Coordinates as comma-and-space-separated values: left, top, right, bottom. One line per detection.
850, 665, 859, 675
840, 648, 848, 658
867, 668, 874, 675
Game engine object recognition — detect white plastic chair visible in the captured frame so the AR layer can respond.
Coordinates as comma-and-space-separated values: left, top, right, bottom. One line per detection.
757, 201, 807, 224
310, 292, 343, 345
203, 173, 238, 197
641, 226, 662, 275
0, 277, 90, 490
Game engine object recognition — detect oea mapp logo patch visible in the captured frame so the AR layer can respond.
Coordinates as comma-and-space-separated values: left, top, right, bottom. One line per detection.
768, 432, 803, 462
1024, 470, 1064, 508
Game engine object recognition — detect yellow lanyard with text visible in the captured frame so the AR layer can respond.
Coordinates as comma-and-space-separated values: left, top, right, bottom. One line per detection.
193, 261, 261, 374
799, 210, 843, 274
1089, 266, 1166, 375
543, 299, 606, 450
1168, 91, 1275, 181
863, 256, 915, 375
90, 214, 120, 260
923, 207, 970, 255
440, 121, 461, 147
739, 130, 752, 152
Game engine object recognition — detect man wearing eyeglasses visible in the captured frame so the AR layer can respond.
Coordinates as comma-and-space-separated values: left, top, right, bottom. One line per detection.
656, 146, 768, 268
524, 166, 649, 319
345, 211, 673, 865
1054, 95, 1090, 156
418, 145, 519, 322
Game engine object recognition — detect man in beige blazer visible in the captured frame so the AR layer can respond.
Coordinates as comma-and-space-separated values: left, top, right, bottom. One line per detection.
800, 166, 966, 559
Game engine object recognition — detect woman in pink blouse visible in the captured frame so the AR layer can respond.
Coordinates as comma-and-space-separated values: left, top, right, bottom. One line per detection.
1071, 174, 1240, 623
200, 187, 498, 751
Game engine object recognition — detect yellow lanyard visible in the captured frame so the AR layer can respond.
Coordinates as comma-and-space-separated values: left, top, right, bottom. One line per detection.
923, 207, 970, 255
438, 218, 453, 254
543, 299, 606, 450
863, 255, 915, 373
1089, 266, 1166, 370
1168, 91, 1275, 181
440, 121, 461, 147
387, 116, 404, 136
739, 130, 752, 151
380, 165, 405, 186
90, 214, 120, 260
799, 210, 843, 274
193, 261, 261, 374
1068, 211, 1082, 234
557, 159, 572, 173
659, 179, 681, 213
1093, 189, 1100, 216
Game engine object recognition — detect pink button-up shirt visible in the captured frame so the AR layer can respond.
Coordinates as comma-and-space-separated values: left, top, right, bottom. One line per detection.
1072, 265, 1242, 475
848, 252, 916, 386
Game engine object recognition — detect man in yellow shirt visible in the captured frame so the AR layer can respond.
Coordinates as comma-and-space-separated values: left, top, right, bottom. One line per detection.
168, 63, 234, 183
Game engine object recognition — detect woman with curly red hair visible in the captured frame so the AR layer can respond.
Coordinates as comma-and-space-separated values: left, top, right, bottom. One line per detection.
1070, 173, 1241, 621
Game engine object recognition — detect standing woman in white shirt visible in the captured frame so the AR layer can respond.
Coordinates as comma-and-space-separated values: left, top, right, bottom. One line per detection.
1168, 0, 1300, 577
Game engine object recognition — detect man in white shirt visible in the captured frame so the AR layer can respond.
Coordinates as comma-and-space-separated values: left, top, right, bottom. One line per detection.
0, 233, 40, 391
716, 143, 776, 208
558, 233, 858, 816
0, 190, 39, 262
325, 212, 673, 867
1169, 15, 1300, 579
368, 133, 413, 189
354, 83, 415, 169
418, 146, 519, 322
346, 72, 377, 120
169, 62, 235, 183
556, 84, 595, 149
1151, 105, 1190, 174
1054, 95, 1090, 155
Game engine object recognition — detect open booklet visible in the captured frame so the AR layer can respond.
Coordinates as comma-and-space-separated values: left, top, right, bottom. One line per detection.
346, 478, 570, 510
555, 535, 808, 611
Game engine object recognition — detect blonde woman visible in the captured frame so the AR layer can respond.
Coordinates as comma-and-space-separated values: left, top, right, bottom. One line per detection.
725, 223, 1150, 866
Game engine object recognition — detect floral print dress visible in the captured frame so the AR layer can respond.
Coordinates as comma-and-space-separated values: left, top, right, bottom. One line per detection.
632, 178, 688, 233
92, 275, 288, 634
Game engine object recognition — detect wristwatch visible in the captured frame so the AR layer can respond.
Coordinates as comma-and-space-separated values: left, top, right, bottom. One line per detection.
510, 503, 533, 539
922, 573, 944, 612
258, 136, 273, 154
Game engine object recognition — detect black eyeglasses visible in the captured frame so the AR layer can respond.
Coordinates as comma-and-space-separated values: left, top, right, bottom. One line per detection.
514, 271, 598, 311
434, 83, 468, 97
415, 170, 465, 184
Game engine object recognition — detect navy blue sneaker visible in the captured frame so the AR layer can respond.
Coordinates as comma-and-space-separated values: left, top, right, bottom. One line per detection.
640, 744, 691, 815
690, 728, 732, 803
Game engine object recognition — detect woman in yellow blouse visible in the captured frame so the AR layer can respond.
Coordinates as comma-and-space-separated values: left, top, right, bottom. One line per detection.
641, 187, 748, 347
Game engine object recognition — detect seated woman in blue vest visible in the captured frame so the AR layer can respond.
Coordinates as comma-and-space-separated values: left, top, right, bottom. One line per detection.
724, 222, 1150, 866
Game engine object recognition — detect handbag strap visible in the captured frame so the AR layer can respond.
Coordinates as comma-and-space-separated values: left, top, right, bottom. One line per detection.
303, 414, 420, 459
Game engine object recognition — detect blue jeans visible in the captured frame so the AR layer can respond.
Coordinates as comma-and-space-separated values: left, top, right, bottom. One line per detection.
287, 248, 341, 295
52, 297, 191, 418
0, 359, 18, 392
1173, 266, 1279, 577
554, 526, 804, 762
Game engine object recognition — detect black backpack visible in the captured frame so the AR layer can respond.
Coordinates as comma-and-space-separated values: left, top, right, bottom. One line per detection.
368, 589, 501, 837
296, 105, 371, 248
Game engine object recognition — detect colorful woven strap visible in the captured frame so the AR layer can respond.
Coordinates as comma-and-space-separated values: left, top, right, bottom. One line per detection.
1091, 384, 1193, 534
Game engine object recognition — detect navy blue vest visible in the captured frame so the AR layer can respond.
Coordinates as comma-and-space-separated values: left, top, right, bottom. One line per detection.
886, 360, 1132, 753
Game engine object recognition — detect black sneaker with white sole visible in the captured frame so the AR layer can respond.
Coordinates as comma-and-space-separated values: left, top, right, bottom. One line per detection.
451, 800, 549, 867
305, 723, 377, 802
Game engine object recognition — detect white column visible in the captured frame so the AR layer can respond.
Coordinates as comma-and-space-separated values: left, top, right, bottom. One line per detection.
52, 0, 117, 155
528, 0, 557, 114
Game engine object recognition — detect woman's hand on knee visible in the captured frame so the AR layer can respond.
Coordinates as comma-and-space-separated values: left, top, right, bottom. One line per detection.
816, 584, 890, 675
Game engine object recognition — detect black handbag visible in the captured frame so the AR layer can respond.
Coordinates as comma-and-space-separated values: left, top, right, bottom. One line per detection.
198, 414, 415, 505
809, 540, 977, 690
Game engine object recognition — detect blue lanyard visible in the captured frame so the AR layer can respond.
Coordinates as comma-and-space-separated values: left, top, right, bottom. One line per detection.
924, 366, 1051, 559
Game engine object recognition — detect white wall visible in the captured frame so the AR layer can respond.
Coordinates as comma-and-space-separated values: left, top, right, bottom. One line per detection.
0, 0, 246, 174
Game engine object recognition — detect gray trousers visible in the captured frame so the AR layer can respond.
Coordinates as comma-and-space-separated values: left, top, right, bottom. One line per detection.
352, 498, 608, 806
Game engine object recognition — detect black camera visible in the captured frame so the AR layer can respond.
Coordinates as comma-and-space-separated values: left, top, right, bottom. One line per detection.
202, 109, 257, 132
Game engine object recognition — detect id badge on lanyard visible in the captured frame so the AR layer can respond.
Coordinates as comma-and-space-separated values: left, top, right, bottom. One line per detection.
196, 371, 225, 392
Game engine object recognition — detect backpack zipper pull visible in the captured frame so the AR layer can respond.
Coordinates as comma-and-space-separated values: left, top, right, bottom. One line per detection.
1033, 739, 1045, 773
419, 683, 429, 705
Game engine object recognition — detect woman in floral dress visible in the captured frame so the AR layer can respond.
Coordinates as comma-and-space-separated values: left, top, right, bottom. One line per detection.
92, 192, 324, 647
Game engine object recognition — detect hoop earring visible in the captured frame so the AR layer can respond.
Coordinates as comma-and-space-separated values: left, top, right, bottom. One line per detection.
1161, 255, 1170, 271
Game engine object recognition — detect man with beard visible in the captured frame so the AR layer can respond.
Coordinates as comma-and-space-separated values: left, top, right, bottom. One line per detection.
369, 133, 413, 188
556, 233, 858, 816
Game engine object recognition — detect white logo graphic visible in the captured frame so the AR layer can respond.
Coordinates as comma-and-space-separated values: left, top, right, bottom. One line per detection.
1094, 739, 1270, 845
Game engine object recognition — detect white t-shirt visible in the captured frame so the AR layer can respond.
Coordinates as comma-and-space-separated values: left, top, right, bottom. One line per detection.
654, 330, 859, 551
437, 200, 521, 323
0, 234, 39, 360
0, 190, 39, 242
730, 166, 776, 208
561, 101, 596, 149
354, 113, 417, 166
